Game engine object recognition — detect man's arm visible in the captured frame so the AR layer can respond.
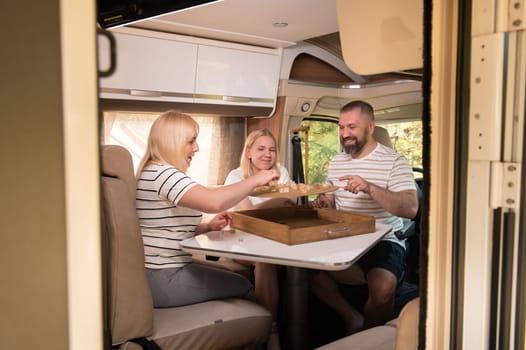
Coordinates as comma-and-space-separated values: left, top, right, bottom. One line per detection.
338, 174, 418, 219
368, 186, 418, 219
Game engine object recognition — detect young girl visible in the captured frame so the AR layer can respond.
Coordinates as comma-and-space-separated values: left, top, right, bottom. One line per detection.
224, 128, 296, 350
135, 111, 278, 308
224, 128, 295, 209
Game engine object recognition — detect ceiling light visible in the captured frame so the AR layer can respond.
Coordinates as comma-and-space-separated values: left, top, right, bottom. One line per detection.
272, 22, 288, 28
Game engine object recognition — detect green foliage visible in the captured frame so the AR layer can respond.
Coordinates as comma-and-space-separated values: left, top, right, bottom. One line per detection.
299, 119, 423, 185
300, 120, 339, 184
383, 121, 423, 168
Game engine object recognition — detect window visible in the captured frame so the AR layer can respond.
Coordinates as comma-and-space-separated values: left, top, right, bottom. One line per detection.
380, 121, 423, 180
299, 119, 340, 185
101, 111, 245, 185
299, 118, 423, 184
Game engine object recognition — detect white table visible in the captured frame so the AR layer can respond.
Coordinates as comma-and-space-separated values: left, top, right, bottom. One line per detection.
181, 223, 391, 349
181, 222, 391, 270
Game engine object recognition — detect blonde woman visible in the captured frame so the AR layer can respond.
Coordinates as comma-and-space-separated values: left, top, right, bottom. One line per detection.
224, 128, 296, 350
135, 111, 278, 308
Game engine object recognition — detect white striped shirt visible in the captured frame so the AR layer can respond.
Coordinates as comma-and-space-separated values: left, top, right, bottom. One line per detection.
327, 143, 416, 247
136, 163, 201, 269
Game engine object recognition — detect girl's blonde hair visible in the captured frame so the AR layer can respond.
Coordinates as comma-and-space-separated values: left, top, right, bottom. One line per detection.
239, 128, 281, 178
136, 110, 199, 176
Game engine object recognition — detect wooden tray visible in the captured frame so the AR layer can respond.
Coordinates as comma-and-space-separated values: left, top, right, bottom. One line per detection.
249, 184, 339, 198
230, 207, 375, 245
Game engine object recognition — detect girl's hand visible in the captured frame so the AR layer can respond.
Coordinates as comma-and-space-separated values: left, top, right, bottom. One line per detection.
207, 211, 232, 231
252, 168, 279, 186
312, 193, 334, 208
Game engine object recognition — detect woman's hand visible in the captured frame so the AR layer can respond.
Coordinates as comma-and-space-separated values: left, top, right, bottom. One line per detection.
207, 211, 232, 232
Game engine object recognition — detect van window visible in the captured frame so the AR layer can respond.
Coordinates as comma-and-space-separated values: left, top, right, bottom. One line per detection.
101, 111, 245, 185
300, 118, 423, 184
299, 119, 340, 185
380, 121, 423, 180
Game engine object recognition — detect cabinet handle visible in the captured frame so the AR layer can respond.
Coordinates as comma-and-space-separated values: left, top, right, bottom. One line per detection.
222, 95, 251, 103
130, 90, 163, 97
97, 28, 116, 78
325, 227, 350, 235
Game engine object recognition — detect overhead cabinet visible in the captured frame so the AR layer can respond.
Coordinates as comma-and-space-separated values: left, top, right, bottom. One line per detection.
98, 29, 281, 108
98, 32, 197, 102
195, 45, 281, 106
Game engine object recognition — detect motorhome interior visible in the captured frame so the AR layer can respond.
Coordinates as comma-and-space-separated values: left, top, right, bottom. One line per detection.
4, 0, 526, 349
95, 1, 424, 348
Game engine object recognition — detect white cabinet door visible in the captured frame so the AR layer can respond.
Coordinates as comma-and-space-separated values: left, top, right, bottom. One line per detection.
195, 45, 280, 105
98, 32, 197, 100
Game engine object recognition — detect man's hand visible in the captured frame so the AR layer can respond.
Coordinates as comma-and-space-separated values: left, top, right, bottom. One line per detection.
339, 175, 370, 194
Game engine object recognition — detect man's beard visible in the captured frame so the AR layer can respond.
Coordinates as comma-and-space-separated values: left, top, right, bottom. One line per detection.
341, 134, 368, 155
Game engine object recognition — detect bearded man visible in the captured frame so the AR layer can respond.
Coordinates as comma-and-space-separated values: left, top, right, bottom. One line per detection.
310, 100, 419, 334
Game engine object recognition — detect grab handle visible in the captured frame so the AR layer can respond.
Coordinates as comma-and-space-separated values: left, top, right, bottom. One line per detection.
97, 27, 116, 78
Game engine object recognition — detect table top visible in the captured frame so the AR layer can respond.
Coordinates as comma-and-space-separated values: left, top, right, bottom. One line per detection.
181, 222, 391, 271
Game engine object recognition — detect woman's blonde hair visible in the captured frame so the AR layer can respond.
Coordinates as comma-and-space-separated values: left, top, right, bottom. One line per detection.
239, 128, 281, 178
136, 110, 199, 176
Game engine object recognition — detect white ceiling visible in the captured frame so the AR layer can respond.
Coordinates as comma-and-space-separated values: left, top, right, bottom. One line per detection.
127, 0, 339, 48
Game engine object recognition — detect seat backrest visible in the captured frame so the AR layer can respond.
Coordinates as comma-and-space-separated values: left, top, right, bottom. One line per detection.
373, 126, 393, 148
101, 145, 154, 345
394, 297, 420, 350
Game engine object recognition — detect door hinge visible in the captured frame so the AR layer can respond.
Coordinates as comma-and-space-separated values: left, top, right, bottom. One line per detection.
507, 0, 526, 32
490, 161, 522, 209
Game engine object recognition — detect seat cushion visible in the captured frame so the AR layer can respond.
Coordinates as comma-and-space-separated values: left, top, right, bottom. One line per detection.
151, 299, 272, 350
314, 325, 397, 350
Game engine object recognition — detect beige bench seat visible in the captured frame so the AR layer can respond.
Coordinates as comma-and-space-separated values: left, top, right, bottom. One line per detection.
315, 297, 419, 350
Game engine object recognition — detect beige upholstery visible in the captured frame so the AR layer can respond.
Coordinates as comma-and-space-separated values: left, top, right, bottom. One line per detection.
373, 126, 393, 148
394, 297, 420, 350
101, 162, 154, 344
315, 298, 419, 350
101, 145, 272, 349
152, 299, 271, 349
102, 144, 138, 198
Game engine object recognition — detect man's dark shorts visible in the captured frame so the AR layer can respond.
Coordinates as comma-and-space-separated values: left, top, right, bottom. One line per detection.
357, 240, 406, 283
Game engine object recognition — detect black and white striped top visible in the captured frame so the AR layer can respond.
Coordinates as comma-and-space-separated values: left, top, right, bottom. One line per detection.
327, 143, 416, 248
136, 163, 201, 269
